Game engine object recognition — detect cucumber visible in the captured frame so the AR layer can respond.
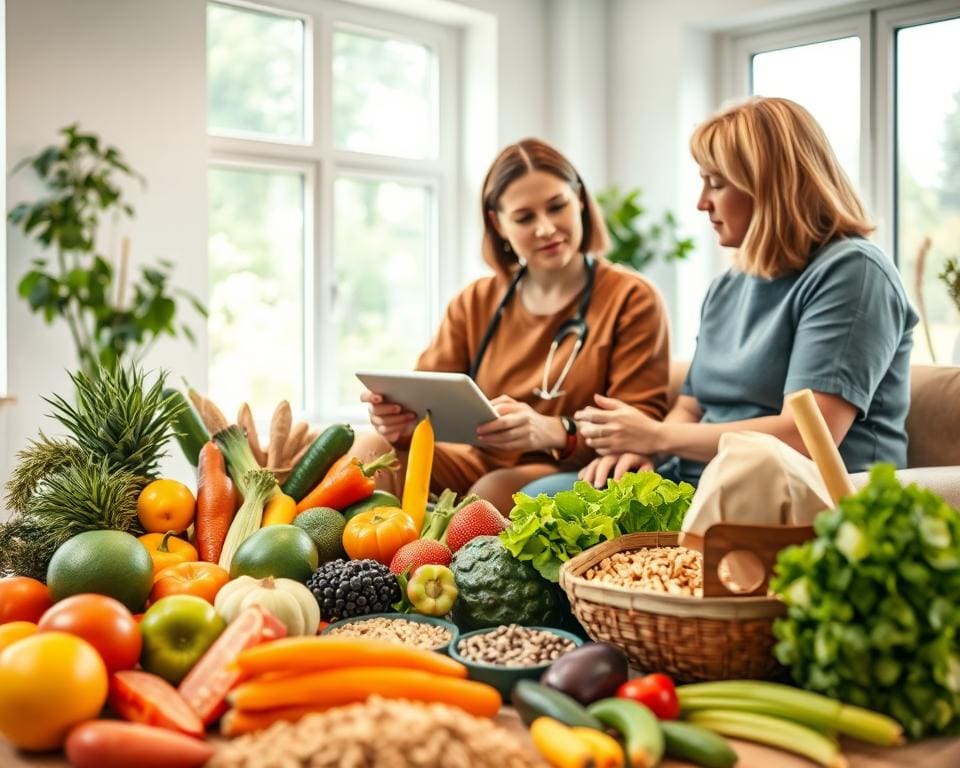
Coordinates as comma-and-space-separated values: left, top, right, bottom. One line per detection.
281, 424, 354, 501
588, 698, 664, 768
511, 680, 604, 730
163, 388, 209, 466
343, 490, 402, 523
662, 721, 738, 768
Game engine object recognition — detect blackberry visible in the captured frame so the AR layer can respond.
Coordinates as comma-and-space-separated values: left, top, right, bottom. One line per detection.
306, 558, 401, 621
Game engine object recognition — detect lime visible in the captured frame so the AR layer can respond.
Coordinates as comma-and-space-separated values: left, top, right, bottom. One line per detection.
46, 530, 154, 612
293, 507, 347, 564
230, 525, 319, 582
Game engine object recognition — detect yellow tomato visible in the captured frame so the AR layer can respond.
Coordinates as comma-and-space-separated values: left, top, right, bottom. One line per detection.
137, 479, 197, 533
0, 621, 36, 654
0, 631, 108, 750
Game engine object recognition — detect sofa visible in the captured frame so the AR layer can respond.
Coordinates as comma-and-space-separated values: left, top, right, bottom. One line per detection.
667, 361, 960, 507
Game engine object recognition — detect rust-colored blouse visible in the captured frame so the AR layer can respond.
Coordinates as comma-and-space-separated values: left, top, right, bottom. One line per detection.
416, 257, 670, 492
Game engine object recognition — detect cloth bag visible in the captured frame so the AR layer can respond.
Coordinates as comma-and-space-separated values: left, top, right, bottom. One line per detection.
679, 431, 833, 589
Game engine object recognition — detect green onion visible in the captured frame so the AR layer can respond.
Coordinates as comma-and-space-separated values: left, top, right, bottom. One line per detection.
678, 681, 904, 747
687, 709, 845, 768
213, 425, 265, 497
218, 468, 278, 573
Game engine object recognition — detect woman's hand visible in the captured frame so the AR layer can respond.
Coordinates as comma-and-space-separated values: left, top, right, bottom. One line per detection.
476, 395, 566, 453
578, 452, 653, 488
575, 394, 663, 456
360, 389, 417, 446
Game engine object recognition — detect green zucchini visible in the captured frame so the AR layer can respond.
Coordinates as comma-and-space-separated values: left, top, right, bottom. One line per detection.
511, 680, 603, 730
343, 490, 401, 523
163, 388, 209, 466
661, 721, 738, 768
282, 423, 355, 501
588, 697, 665, 768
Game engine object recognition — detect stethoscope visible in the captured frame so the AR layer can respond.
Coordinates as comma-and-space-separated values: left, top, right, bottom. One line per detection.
468, 255, 595, 400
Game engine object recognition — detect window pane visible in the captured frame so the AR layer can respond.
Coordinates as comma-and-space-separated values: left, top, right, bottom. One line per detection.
752, 37, 861, 185
207, 2, 306, 141
897, 17, 960, 365
333, 29, 437, 158
208, 167, 305, 417
333, 178, 432, 409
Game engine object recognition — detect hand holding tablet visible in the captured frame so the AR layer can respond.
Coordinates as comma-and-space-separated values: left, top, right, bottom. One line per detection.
355, 371, 499, 445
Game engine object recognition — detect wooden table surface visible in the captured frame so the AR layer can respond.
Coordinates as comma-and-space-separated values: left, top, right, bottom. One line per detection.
2, 709, 958, 767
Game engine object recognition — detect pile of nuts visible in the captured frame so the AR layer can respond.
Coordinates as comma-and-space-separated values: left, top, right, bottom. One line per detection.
209, 696, 546, 768
456, 624, 576, 667
584, 546, 703, 596
325, 616, 451, 650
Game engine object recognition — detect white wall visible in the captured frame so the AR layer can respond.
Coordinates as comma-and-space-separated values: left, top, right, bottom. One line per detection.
4, 0, 208, 504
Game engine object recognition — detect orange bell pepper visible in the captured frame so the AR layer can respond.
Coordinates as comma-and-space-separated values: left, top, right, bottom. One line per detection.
139, 531, 199, 576
295, 450, 400, 513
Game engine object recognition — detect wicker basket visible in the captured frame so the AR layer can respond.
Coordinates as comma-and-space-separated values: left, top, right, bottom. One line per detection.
558, 525, 813, 682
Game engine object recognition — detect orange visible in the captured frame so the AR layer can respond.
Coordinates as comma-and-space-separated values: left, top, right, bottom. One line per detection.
0, 622, 37, 654
0, 631, 108, 750
137, 479, 197, 533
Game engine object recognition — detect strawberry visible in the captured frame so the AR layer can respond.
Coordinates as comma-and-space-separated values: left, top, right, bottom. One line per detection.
389, 539, 452, 574
444, 499, 510, 553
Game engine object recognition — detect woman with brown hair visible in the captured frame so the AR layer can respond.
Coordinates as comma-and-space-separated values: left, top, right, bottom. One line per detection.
571, 96, 918, 488
353, 138, 671, 513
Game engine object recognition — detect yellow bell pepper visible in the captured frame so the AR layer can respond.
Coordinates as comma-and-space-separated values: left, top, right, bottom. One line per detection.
261, 492, 298, 526
402, 412, 435, 531
139, 531, 199, 576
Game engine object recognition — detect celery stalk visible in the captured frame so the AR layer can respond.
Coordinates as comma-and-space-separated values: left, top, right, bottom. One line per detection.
217, 469, 278, 573
687, 709, 846, 768
677, 695, 837, 737
677, 681, 904, 747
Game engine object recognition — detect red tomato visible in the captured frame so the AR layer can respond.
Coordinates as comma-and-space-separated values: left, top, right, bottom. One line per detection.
177, 605, 286, 725
37, 593, 141, 673
109, 670, 203, 737
65, 720, 214, 768
0, 576, 52, 624
616, 673, 680, 720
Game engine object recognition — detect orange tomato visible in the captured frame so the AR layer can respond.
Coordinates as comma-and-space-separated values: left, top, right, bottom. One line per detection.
137, 479, 196, 534
139, 531, 199, 575
0, 631, 108, 750
0, 576, 52, 624
342, 506, 419, 565
0, 622, 37, 653
150, 561, 230, 605
36, 594, 141, 673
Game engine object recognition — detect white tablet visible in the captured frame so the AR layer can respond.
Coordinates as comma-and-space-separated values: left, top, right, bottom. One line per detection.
355, 370, 499, 445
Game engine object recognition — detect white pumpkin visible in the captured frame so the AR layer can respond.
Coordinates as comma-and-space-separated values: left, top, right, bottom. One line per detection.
215, 575, 320, 636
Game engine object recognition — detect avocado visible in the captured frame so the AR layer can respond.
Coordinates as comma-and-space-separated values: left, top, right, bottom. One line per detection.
450, 535, 563, 630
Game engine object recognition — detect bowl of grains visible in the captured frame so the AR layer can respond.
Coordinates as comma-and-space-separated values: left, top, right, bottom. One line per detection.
448, 624, 583, 697
321, 612, 458, 654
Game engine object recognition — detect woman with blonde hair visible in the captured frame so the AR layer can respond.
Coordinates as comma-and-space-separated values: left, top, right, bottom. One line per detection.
564, 96, 918, 488
354, 138, 671, 512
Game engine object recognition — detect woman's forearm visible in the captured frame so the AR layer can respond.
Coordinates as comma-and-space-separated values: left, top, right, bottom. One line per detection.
655, 413, 805, 463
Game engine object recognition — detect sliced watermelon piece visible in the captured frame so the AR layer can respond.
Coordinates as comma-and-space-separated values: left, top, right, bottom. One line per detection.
109, 670, 204, 737
178, 604, 286, 725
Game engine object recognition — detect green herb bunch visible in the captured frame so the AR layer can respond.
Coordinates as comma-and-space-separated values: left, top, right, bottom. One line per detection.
0, 365, 183, 579
772, 464, 960, 739
500, 471, 695, 582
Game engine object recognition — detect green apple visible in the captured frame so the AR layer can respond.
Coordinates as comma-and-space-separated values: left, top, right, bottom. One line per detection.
406, 564, 458, 616
138, 594, 226, 685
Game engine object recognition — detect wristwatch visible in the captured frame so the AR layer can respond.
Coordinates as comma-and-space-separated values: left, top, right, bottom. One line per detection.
555, 416, 578, 461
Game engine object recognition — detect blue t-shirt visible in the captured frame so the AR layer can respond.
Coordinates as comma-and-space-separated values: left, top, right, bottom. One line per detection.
676, 237, 918, 484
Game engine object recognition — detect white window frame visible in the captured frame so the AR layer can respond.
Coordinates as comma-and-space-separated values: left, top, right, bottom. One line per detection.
207, 0, 459, 423
718, 0, 960, 263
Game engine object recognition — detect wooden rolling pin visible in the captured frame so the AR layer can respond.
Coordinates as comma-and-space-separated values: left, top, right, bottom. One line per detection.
785, 388, 856, 506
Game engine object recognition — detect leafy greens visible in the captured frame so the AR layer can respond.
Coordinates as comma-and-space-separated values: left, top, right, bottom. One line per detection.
771, 464, 960, 739
500, 471, 695, 582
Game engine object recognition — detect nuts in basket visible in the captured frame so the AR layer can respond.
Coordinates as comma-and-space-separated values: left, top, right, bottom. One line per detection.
584, 546, 703, 596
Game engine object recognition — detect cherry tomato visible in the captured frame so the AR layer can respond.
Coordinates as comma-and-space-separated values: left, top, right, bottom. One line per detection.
616, 673, 679, 720
0, 576, 52, 624
37, 594, 142, 673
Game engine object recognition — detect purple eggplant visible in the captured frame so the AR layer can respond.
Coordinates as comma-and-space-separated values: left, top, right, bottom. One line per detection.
540, 642, 629, 705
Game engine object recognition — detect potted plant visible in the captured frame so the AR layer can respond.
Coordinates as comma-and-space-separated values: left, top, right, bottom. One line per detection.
596, 186, 694, 272
8, 123, 205, 375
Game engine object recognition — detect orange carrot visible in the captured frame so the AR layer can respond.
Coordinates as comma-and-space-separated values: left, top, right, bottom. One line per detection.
234, 636, 467, 679
221, 705, 327, 737
295, 451, 400, 512
195, 441, 237, 563
228, 666, 501, 717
